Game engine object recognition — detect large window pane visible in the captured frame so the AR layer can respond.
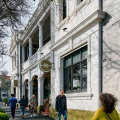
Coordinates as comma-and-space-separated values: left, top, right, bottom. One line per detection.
73, 51, 81, 64
64, 67, 71, 92
77, 0, 83, 5
81, 61, 87, 89
72, 64, 81, 90
82, 47, 87, 60
64, 45, 87, 93
65, 55, 72, 67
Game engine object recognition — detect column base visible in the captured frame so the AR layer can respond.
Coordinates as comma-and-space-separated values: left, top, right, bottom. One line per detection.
37, 105, 44, 113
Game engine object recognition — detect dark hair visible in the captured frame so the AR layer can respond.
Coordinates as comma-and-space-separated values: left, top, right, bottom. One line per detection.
22, 95, 25, 98
100, 93, 118, 114
11, 94, 14, 97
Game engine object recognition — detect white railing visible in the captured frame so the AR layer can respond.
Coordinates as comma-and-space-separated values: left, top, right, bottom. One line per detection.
22, 59, 30, 70
30, 52, 38, 65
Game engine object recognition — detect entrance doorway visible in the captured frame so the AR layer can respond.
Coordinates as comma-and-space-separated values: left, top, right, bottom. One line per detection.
43, 72, 51, 107
32, 75, 38, 100
24, 79, 28, 104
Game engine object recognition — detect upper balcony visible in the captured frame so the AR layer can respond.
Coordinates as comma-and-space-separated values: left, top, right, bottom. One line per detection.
22, 41, 51, 71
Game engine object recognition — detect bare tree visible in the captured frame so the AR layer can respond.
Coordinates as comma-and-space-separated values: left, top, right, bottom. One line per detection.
0, 0, 31, 68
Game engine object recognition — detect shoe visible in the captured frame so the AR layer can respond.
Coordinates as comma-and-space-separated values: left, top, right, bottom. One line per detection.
22, 115, 24, 119
34, 113, 37, 117
31, 114, 33, 117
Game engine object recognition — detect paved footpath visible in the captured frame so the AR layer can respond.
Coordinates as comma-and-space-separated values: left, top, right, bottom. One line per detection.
0, 104, 54, 120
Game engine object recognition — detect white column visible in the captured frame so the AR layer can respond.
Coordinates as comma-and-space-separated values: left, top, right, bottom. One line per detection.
29, 37, 33, 57
28, 71, 33, 100
16, 87, 19, 100
39, 24, 43, 48
22, 83, 25, 96
11, 87, 14, 94
38, 66, 44, 106
22, 45, 25, 63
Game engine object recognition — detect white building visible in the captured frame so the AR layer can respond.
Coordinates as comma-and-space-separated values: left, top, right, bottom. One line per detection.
10, 0, 120, 115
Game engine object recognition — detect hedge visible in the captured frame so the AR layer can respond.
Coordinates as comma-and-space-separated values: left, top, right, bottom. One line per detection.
2, 98, 9, 105
0, 112, 9, 120
0, 108, 5, 113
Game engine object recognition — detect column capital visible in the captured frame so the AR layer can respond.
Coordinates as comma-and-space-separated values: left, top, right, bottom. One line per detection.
38, 22, 44, 26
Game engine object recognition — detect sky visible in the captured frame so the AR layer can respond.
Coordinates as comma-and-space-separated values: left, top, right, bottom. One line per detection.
0, 0, 40, 76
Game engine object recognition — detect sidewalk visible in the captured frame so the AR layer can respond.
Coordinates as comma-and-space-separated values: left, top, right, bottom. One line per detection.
0, 104, 54, 120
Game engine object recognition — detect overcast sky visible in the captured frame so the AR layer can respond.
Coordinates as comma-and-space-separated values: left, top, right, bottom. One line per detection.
0, 0, 40, 76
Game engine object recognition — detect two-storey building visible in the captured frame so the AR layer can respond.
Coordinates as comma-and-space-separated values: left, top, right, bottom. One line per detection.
10, 0, 120, 117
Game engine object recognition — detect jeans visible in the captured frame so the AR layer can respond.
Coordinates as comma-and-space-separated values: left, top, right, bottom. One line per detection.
58, 110, 67, 120
20, 106, 25, 116
11, 107, 16, 118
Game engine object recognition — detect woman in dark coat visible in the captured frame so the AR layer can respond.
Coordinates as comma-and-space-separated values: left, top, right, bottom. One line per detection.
19, 95, 27, 119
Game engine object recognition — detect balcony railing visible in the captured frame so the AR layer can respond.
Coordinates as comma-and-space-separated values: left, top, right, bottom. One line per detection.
30, 52, 38, 65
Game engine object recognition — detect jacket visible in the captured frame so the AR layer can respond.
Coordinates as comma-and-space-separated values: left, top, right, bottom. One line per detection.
19, 98, 27, 107
29, 97, 37, 109
55, 95, 67, 112
91, 108, 120, 120
8, 97, 17, 108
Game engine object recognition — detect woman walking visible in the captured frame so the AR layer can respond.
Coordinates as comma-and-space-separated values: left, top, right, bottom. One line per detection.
19, 95, 27, 119
29, 94, 37, 117
92, 93, 120, 120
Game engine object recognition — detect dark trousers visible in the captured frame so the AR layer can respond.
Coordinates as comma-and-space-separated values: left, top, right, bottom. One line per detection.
11, 107, 16, 118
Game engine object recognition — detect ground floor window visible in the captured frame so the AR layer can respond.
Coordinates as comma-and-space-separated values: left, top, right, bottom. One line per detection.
64, 46, 87, 93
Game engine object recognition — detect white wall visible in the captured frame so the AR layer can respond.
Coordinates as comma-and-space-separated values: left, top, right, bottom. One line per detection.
103, 0, 120, 112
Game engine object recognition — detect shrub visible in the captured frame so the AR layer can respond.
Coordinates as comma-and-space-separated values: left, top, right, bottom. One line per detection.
2, 98, 9, 105
0, 108, 5, 113
0, 112, 9, 120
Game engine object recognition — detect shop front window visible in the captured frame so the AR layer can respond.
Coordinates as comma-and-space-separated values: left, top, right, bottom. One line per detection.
64, 46, 87, 93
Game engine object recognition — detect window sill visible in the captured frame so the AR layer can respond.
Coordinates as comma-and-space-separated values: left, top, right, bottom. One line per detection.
65, 92, 93, 99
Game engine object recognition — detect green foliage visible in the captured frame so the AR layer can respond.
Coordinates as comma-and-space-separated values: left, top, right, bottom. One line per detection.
50, 107, 95, 120
0, 108, 5, 113
0, 112, 9, 120
2, 98, 9, 104
37, 106, 44, 113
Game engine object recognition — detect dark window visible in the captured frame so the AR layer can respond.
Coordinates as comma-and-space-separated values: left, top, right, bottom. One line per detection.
63, 0, 66, 19
25, 43, 29, 61
64, 46, 87, 93
77, 0, 83, 5
14, 88, 16, 97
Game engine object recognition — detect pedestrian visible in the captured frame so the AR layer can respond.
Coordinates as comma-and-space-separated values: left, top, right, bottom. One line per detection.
19, 95, 27, 119
55, 90, 67, 120
8, 94, 17, 119
29, 94, 37, 117
92, 93, 120, 120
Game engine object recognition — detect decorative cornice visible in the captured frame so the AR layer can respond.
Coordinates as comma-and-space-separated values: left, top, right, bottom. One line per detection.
51, 10, 106, 51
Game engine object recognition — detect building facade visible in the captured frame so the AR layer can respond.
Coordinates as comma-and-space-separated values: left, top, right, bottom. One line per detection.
10, 0, 120, 113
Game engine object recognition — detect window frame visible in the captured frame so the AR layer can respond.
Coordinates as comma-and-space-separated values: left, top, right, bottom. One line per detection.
64, 46, 87, 93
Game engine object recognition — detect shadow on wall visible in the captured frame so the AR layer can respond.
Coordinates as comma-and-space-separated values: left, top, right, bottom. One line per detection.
103, 40, 120, 91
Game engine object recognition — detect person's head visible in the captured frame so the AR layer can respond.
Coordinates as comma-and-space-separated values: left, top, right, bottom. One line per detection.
60, 90, 64, 96
11, 94, 14, 97
22, 95, 25, 98
32, 94, 36, 98
100, 93, 118, 113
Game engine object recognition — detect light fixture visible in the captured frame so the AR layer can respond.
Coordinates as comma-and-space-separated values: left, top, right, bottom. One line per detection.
63, 28, 67, 31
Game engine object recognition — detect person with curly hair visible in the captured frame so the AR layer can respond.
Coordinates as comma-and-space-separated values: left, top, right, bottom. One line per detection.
92, 93, 120, 120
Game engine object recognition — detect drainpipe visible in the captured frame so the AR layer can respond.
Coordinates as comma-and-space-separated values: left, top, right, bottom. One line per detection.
98, 0, 103, 107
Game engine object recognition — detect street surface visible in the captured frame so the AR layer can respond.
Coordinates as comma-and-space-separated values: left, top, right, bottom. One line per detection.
0, 104, 54, 120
